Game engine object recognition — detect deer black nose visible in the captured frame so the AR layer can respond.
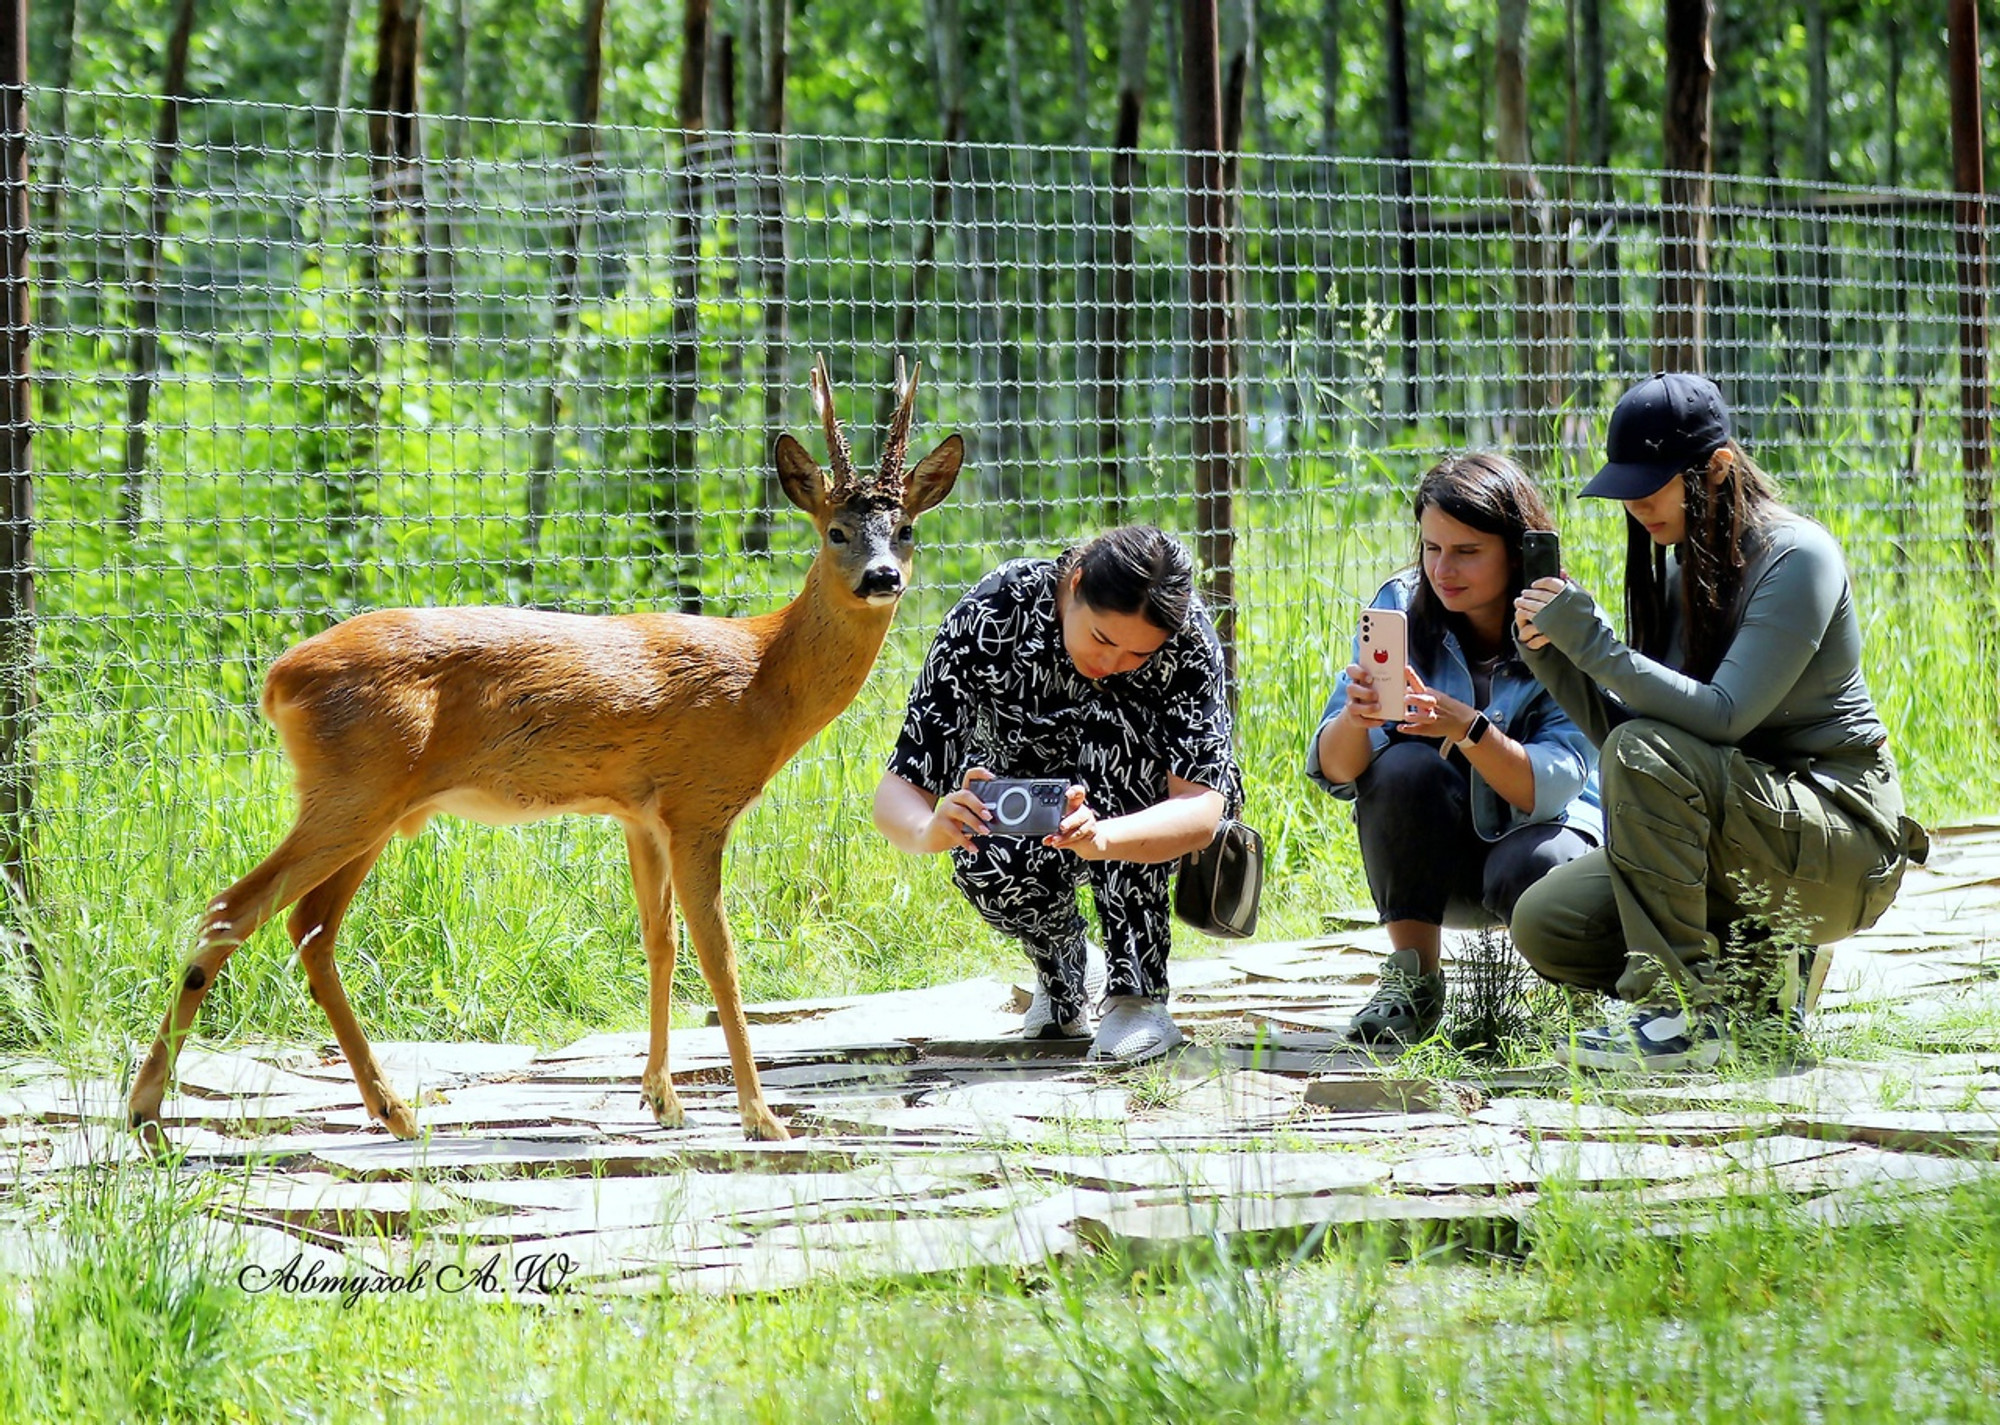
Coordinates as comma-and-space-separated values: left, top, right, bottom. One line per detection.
858, 565, 903, 598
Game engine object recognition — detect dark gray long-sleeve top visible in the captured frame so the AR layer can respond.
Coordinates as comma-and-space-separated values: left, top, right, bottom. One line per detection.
1519, 511, 1888, 768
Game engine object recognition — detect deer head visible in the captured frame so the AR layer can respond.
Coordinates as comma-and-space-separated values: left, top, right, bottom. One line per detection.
773, 355, 963, 607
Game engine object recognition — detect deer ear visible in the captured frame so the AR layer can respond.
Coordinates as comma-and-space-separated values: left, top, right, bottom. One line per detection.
903, 434, 963, 517
774, 434, 825, 513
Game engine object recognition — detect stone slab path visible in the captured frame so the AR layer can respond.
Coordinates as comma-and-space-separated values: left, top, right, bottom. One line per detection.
4, 823, 1999, 1298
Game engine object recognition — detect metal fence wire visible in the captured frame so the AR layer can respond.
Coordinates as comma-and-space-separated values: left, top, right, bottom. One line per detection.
11, 90, 1996, 906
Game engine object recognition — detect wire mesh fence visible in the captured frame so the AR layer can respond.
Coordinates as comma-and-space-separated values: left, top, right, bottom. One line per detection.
10, 88, 1996, 909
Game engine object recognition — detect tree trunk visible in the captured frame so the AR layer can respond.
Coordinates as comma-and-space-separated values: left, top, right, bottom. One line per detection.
365, 0, 425, 316
652, 0, 709, 609
1221, 0, 1253, 468
921, 0, 1009, 489
1948, 0, 1994, 577
1801, 0, 1832, 430
1094, 0, 1154, 524
1064, 0, 1092, 143
1495, 0, 1566, 466
708, 22, 741, 397
524, 0, 608, 583
120, 0, 199, 534
423, 0, 472, 348
1, 0, 40, 937
1181, 0, 1236, 694
1384, 0, 1419, 423
998, 0, 1039, 469
744, 0, 791, 558
1656, 0, 1711, 374
1886, 10, 1920, 592
1318, 0, 1340, 154
36, 0, 78, 232
314, 0, 357, 188
33, 0, 79, 425
1001, 1, 1029, 148
1581, 0, 1623, 382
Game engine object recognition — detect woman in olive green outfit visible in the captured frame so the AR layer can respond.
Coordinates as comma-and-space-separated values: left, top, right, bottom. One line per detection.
1511, 373, 1925, 1070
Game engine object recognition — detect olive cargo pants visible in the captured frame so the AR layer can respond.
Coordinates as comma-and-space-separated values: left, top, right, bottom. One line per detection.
1510, 718, 1906, 1007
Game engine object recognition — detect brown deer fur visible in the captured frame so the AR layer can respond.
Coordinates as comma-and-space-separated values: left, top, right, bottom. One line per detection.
127, 357, 962, 1145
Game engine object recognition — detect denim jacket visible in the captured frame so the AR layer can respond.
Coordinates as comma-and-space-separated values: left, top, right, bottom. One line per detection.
1306, 572, 1603, 844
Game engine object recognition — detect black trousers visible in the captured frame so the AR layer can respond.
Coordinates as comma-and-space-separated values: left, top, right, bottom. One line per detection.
950, 836, 1173, 1026
1354, 739, 1594, 931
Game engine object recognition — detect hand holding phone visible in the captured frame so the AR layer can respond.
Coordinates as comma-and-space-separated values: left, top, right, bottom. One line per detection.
1356, 608, 1411, 723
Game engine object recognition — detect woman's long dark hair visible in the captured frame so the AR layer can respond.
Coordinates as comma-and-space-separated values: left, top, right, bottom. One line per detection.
1057, 524, 1196, 633
1624, 441, 1781, 680
1407, 453, 1556, 659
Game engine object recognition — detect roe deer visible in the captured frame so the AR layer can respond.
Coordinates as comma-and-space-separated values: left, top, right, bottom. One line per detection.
128, 356, 962, 1145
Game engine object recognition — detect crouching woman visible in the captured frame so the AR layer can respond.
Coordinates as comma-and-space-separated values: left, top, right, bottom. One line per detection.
1511, 373, 1924, 1070
1309, 453, 1601, 1045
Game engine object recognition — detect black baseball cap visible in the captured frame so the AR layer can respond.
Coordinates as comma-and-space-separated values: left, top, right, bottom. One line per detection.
1581, 372, 1734, 499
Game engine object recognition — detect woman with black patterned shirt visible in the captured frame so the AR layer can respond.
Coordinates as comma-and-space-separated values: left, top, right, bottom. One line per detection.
872, 526, 1239, 1063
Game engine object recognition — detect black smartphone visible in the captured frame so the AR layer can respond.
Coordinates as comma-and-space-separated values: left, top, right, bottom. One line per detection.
1522, 529, 1561, 588
979, 778, 1068, 837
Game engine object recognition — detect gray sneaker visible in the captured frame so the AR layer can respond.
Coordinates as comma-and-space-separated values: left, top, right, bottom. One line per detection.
1347, 948, 1446, 1046
1022, 980, 1091, 1039
1086, 996, 1184, 1063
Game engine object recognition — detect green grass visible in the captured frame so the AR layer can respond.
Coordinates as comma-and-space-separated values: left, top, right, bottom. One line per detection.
4, 1156, 1999, 1421
13, 477, 2000, 1064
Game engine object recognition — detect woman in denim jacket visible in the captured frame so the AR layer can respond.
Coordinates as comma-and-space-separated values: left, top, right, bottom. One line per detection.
1308, 454, 1602, 1045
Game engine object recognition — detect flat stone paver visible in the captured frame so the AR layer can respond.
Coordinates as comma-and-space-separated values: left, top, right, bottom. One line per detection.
6, 822, 2000, 1296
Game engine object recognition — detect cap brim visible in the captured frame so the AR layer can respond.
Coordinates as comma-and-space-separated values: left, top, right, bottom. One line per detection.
1580, 460, 1681, 500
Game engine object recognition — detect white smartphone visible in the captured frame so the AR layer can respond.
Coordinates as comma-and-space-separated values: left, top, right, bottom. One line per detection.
1356, 607, 1411, 723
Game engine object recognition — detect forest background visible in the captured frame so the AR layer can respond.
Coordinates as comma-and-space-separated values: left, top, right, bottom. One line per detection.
3, 0, 1996, 1052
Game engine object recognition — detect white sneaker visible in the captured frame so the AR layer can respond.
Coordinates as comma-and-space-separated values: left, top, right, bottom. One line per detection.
1021, 981, 1091, 1039
1086, 995, 1183, 1063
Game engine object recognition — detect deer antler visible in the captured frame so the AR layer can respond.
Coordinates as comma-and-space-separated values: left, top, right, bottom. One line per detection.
878, 354, 922, 486
809, 354, 856, 493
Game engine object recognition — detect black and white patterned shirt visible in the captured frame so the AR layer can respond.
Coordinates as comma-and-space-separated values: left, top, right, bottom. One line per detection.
887, 558, 1241, 817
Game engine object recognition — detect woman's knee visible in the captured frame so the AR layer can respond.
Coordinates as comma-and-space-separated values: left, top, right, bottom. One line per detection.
1600, 718, 1718, 787
1355, 740, 1464, 825
1506, 850, 1624, 992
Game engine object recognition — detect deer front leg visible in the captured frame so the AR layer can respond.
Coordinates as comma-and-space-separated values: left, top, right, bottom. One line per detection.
290, 841, 417, 1139
667, 831, 788, 1142
625, 824, 685, 1130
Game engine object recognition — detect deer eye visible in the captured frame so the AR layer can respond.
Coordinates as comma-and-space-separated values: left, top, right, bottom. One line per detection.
828, 527, 849, 545
896, 524, 914, 542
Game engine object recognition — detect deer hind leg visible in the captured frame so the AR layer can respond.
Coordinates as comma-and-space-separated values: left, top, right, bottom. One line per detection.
288, 836, 417, 1138
625, 823, 685, 1130
667, 831, 787, 1142
128, 817, 392, 1143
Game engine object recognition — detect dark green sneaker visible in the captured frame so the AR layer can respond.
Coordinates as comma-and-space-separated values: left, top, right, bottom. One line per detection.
1348, 949, 1446, 1046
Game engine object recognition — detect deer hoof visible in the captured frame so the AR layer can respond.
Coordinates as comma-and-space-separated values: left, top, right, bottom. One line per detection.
378, 1095, 420, 1140
642, 1082, 686, 1130
131, 1112, 170, 1156
744, 1106, 791, 1142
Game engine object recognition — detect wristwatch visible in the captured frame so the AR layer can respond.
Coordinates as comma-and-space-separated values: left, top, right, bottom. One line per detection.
1457, 711, 1492, 748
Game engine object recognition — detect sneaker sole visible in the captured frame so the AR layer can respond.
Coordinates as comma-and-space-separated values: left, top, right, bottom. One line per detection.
1559, 1039, 1722, 1072
1086, 1031, 1184, 1064
1346, 1017, 1443, 1047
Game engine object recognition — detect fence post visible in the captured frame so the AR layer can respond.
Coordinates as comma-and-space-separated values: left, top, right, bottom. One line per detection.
0, 0, 37, 944
1181, 0, 1237, 693
1948, 0, 1994, 581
